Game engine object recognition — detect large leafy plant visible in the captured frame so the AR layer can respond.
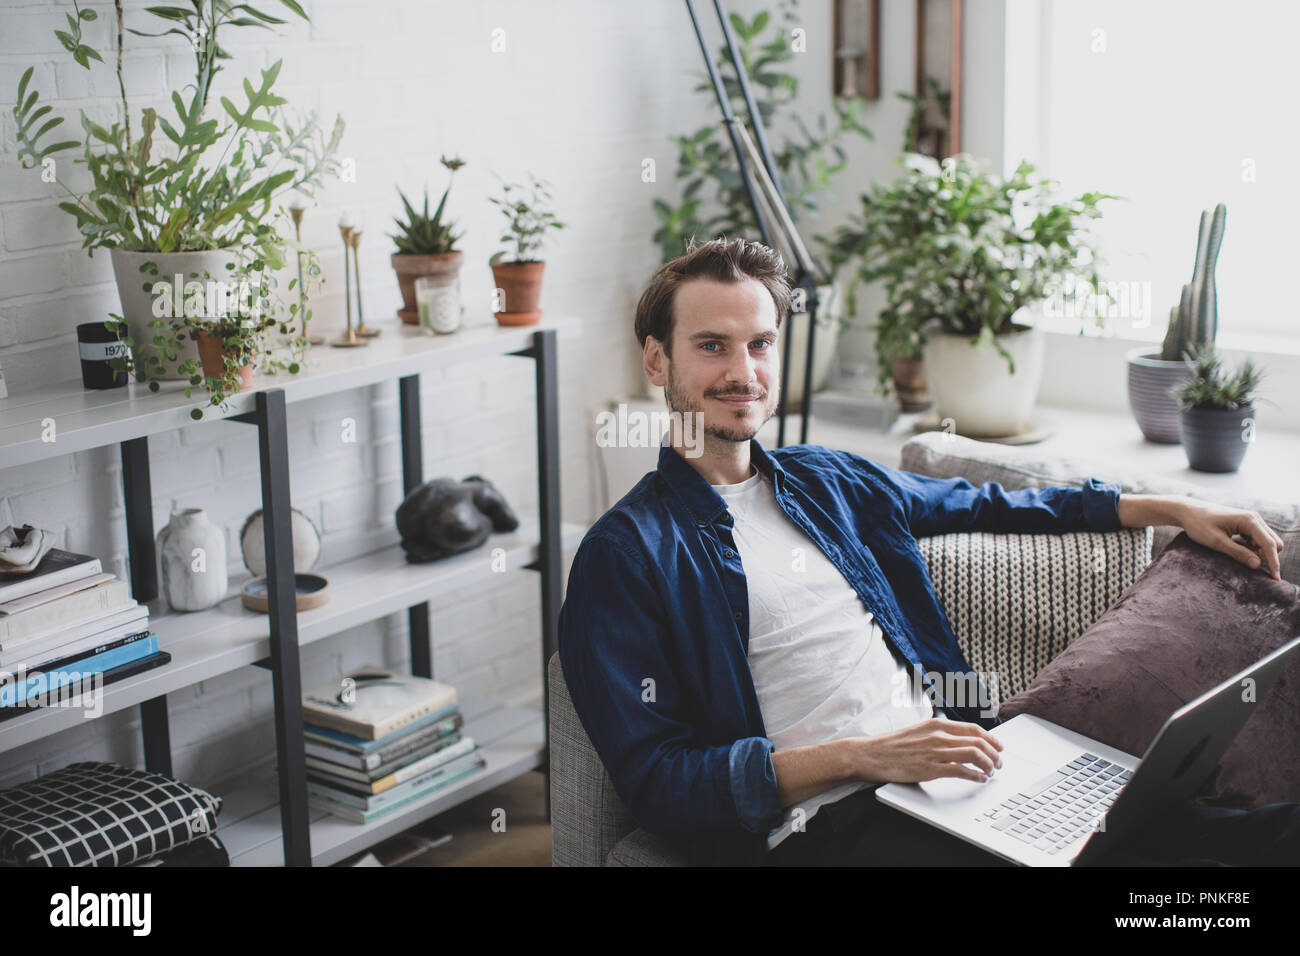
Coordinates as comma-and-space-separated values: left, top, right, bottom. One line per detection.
822, 152, 1116, 391
12, 0, 342, 411
651, 0, 872, 270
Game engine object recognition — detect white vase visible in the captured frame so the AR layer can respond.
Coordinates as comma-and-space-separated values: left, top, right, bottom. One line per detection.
158, 508, 228, 612
922, 320, 1046, 438
110, 248, 240, 380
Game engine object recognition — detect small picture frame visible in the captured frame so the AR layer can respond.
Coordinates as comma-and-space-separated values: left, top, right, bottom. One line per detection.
832, 0, 880, 101
910, 0, 964, 157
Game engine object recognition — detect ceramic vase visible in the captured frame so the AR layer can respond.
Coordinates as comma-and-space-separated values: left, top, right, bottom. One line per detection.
158, 508, 228, 611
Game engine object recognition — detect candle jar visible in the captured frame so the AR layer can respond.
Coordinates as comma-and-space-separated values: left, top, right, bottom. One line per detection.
415, 275, 463, 335
76, 321, 129, 389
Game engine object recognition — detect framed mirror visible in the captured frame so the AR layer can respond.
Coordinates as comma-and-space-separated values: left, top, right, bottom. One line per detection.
832, 0, 881, 101
909, 0, 964, 157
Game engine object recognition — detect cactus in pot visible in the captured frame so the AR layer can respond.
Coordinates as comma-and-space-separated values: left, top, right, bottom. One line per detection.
1127, 203, 1227, 443
1159, 202, 1227, 361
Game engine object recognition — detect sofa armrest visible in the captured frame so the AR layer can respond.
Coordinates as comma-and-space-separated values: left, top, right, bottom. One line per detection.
604, 826, 692, 866
916, 528, 1153, 709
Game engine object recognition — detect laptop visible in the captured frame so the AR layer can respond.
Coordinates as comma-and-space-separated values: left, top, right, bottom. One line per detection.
876, 634, 1300, 866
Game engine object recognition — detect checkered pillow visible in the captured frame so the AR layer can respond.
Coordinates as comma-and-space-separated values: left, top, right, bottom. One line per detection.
0, 761, 222, 866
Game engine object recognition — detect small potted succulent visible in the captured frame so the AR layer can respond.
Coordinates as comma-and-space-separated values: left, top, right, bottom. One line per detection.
390, 156, 466, 324
1174, 347, 1262, 473
1128, 203, 1227, 443
487, 172, 565, 326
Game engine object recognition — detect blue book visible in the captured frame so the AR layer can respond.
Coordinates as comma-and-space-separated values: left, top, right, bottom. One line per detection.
303, 702, 461, 754
0, 634, 159, 707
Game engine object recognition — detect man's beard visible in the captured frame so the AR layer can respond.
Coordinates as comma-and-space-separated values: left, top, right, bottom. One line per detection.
664, 362, 777, 444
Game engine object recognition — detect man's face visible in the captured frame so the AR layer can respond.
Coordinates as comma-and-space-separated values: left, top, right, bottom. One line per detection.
644, 277, 781, 444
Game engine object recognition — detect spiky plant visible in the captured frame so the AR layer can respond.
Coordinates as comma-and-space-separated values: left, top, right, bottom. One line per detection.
391, 155, 465, 255
1174, 346, 1262, 411
1159, 203, 1227, 361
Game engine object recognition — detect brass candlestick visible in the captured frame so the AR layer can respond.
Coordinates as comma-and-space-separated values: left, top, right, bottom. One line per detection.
331, 223, 367, 348
350, 229, 380, 338
290, 205, 325, 345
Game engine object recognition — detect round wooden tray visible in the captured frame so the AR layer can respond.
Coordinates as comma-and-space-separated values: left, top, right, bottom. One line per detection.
240, 573, 330, 613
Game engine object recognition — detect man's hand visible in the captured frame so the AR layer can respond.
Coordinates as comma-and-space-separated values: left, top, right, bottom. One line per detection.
1118, 493, 1284, 581
853, 717, 1005, 785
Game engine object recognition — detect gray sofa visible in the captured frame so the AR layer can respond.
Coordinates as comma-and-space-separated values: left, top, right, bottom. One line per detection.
549, 433, 1300, 866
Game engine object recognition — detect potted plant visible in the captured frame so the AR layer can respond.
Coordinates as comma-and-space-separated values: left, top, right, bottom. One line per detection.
487, 172, 565, 326
1127, 203, 1227, 444
826, 152, 1114, 437
11, 0, 343, 381
104, 266, 306, 420
390, 156, 466, 324
1175, 347, 1261, 473
650, 1, 872, 405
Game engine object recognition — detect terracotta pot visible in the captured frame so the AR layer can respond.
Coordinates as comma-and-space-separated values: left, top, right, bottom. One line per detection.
196, 330, 254, 390
392, 252, 463, 324
890, 355, 931, 411
490, 260, 546, 326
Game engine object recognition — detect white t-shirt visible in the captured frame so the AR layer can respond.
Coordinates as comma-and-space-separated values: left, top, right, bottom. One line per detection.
710, 462, 934, 850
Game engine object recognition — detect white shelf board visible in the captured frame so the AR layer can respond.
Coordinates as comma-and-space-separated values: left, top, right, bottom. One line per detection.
0, 315, 582, 468
0, 520, 586, 753
218, 697, 544, 867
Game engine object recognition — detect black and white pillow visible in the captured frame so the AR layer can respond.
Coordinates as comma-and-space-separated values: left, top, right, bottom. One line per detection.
0, 761, 222, 867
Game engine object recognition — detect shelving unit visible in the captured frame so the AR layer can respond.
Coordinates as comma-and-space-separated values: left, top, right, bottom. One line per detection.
0, 316, 581, 866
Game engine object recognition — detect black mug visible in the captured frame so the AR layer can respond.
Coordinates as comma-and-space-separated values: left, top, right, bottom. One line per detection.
76, 321, 129, 390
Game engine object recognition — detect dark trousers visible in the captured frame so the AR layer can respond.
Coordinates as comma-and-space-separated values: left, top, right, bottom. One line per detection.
763, 786, 1300, 866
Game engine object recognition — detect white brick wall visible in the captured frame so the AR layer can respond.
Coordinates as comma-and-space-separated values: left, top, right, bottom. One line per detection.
0, 0, 897, 803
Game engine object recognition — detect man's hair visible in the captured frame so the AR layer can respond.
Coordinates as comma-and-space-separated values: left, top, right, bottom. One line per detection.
633, 237, 792, 356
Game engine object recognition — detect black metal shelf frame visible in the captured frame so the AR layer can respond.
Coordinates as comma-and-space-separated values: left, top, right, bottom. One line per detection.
114, 328, 561, 866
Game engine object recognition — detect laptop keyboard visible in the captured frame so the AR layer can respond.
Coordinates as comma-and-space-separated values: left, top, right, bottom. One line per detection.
975, 752, 1133, 855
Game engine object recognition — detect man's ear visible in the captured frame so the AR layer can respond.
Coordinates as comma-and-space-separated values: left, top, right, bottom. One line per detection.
644, 336, 668, 388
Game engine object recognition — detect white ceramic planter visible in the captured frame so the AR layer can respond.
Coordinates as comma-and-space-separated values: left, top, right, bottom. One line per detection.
110, 248, 239, 380
157, 508, 228, 612
922, 322, 1046, 438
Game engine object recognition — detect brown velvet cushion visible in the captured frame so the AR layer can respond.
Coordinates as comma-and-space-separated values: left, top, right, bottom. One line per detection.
997, 532, 1300, 809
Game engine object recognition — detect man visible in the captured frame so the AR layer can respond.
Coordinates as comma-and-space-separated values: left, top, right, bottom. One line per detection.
558, 237, 1296, 866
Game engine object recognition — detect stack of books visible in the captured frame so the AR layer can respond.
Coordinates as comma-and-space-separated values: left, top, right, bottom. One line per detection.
0, 548, 169, 714
302, 666, 486, 825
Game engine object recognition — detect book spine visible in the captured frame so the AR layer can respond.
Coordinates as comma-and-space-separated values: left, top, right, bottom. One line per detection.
0, 580, 131, 642
0, 558, 103, 604
366, 714, 464, 769
4, 625, 153, 675
303, 690, 457, 741
308, 760, 487, 824
310, 734, 469, 793
0, 634, 158, 707
308, 745, 481, 808
302, 702, 461, 753
371, 736, 476, 794
0, 604, 147, 658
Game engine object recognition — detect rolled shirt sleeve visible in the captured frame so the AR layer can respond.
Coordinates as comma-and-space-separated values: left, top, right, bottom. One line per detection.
861, 458, 1123, 538
558, 533, 783, 838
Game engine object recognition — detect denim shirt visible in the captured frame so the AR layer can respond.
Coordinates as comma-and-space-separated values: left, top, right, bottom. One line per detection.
557, 439, 1122, 866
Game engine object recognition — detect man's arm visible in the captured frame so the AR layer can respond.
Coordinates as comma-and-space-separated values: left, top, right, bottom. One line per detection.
862, 456, 1123, 538
1117, 493, 1285, 580
558, 533, 783, 838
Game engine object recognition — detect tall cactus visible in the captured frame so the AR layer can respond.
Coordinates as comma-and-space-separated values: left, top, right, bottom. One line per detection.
1160, 203, 1227, 361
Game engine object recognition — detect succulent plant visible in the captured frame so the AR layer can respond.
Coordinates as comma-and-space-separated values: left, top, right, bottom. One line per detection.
1159, 203, 1226, 362
1174, 346, 1262, 412
391, 155, 466, 256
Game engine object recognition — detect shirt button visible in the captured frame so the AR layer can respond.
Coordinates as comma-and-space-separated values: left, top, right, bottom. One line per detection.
734, 610, 744, 621
723, 549, 735, 558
